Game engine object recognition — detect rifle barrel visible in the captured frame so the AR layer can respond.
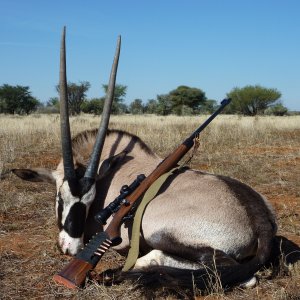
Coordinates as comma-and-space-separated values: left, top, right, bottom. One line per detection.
187, 98, 231, 143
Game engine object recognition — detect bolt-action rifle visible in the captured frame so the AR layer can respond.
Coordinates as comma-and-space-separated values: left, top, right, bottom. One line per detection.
53, 98, 231, 288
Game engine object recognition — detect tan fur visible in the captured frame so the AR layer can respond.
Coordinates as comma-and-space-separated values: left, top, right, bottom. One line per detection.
69, 129, 277, 261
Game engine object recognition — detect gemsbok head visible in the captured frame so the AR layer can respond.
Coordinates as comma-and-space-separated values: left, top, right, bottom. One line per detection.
13, 27, 121, 255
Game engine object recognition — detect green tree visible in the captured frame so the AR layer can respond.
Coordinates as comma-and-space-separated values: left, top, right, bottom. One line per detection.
81, 98, 104, 114
144, 99, 158, 114
45, 97, 60, 113
226, 85, 282, 115
0, 84, 40, 114
265, 103, 288, 116
34, 97, 59, 114
200, 99, 218, 113
56, 81, 90, 115
117, 103, 129, 114
47, 97, 59, 107
102, 84, 127, 114
19, 95, 40, 114
129, 99, 144, 114
156, 94, 172, 115
168, 86, 206, 115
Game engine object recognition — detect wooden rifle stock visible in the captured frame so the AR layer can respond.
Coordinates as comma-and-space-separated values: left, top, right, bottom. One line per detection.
53, 99, 231, 288
53, 258, 93, 289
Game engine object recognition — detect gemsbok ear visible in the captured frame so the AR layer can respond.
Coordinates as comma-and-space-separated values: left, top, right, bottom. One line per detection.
12, 168, 56, 184
98, 150, 128, 179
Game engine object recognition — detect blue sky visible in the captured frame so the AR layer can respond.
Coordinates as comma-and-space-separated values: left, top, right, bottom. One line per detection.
1, 0, 300, 110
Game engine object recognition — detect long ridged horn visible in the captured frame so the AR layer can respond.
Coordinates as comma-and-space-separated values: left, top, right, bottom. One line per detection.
60, 26, 76, 181
84, 36, 121, 179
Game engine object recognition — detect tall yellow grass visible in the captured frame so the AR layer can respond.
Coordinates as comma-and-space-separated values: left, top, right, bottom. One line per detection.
1, 113, 299, 176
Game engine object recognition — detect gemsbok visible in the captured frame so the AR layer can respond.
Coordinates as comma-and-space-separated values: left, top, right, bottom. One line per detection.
12, 28, 277, 289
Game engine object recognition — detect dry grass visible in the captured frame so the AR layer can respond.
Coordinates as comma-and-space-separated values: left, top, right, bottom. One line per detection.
0, 114, 300, 299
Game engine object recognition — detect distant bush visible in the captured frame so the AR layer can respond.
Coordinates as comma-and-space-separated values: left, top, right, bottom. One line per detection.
0, 84, 40, 114
264, 103, 288, 116
36, 106, 60, 114
226, 85, 282, 116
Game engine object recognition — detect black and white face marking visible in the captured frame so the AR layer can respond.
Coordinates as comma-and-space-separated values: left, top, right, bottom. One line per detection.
55, 179, 96, 255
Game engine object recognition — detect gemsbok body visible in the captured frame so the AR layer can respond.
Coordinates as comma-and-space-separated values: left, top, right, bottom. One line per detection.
13, 28, 277, 289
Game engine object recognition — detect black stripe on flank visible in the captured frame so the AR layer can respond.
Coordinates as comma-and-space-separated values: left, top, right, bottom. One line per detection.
71, 128, 156, 157
63, 202, 87, 238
